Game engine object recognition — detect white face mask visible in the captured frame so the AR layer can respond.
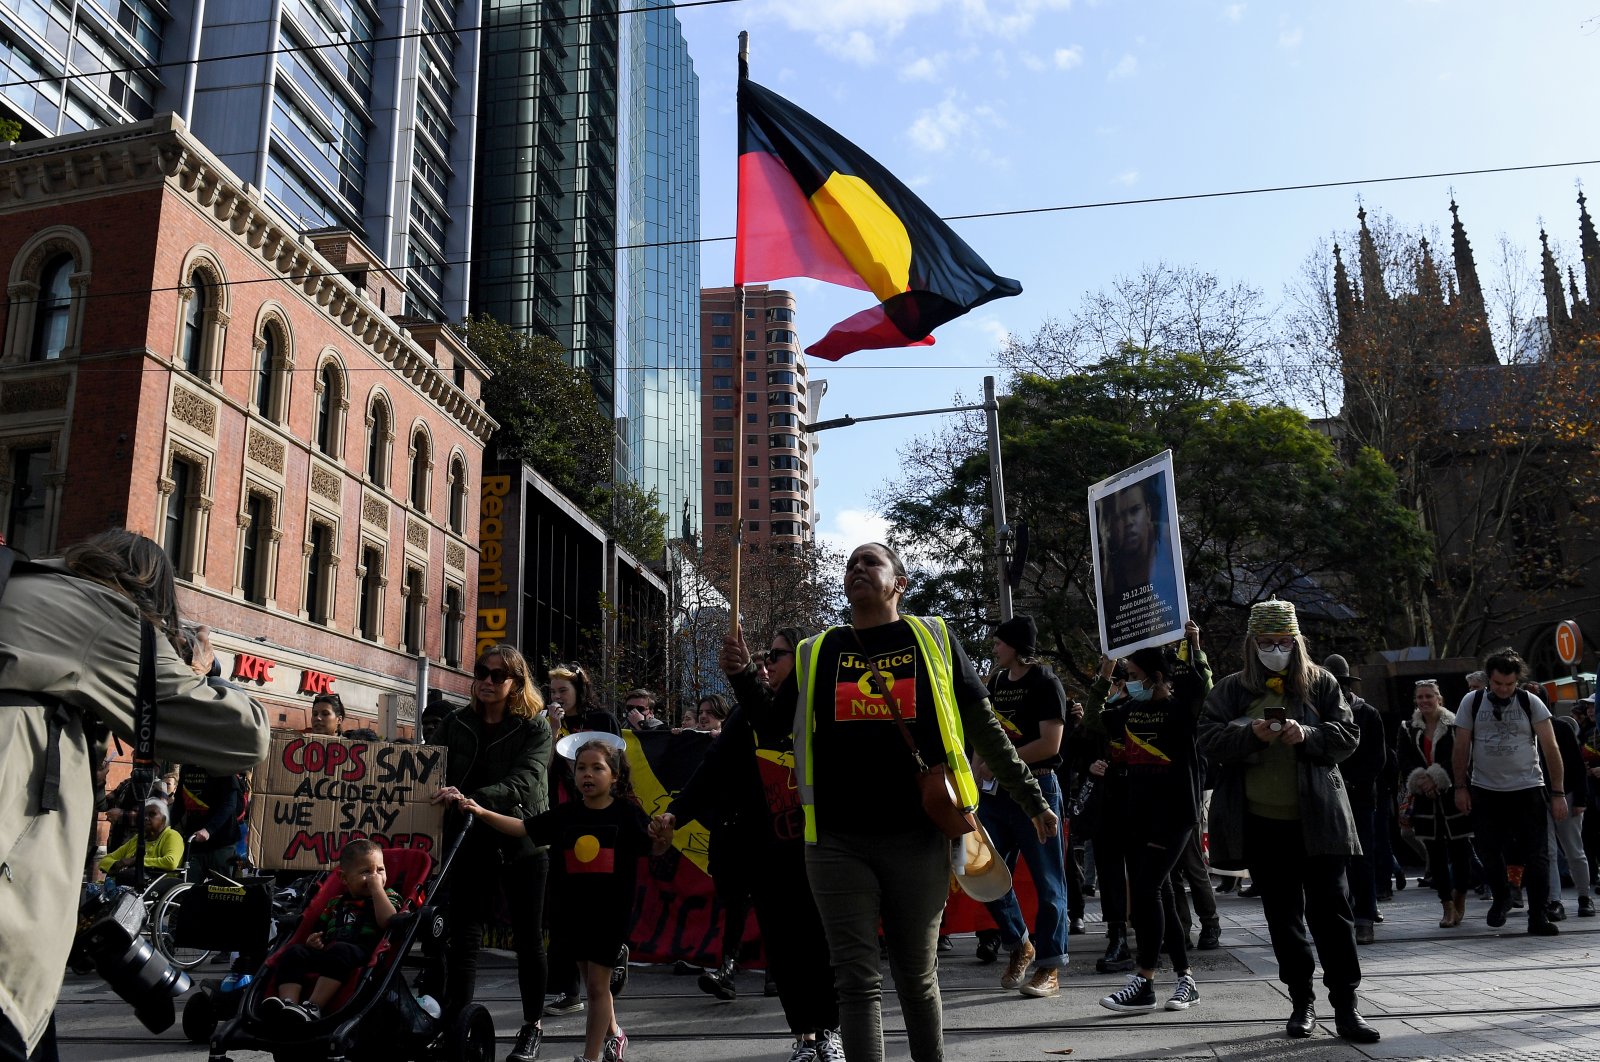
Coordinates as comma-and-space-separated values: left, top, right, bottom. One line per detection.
1257, 647, 1292, 672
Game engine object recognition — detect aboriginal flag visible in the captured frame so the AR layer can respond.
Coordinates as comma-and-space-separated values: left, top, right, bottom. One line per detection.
735, 78, 1022, 361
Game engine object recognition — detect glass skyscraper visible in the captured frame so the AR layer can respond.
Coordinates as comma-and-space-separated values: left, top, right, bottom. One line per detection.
474, 1, 700, 536
474, 0, 620, 412
617, 5, 700, 538
0, 0, 481, 323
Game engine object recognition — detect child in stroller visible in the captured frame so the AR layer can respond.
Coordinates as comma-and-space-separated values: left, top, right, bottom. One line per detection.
206, 825, 494, 1062
260, 839, 398, 1022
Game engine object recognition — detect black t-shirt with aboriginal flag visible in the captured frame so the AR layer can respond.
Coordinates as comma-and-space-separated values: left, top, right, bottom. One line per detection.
807, 620, 990, 835
987, 664, 1068, 772
521, 799, 653, 919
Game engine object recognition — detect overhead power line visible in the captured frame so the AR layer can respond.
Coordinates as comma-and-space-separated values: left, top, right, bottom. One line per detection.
0, 0, 748, 94
12, 155, 1598, 310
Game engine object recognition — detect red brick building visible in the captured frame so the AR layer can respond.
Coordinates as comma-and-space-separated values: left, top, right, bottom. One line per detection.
699, 285, 817, 546
0, 116, 495, 729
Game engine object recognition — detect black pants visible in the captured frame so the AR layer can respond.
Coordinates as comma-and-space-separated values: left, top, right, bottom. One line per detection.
710, 834, 755, 966
1167, 826, 1218, 931
276, 941, 368, 986
1128, 828, 1191, 972
749, 840, 840, 1036
1092, 824, 1129, 925
0, 1014, 55, 1062
1424, 836, 1473, 901
1470, 786, 1551, 913
1244, 815, 1361, 1007
445, 850, 549, 1024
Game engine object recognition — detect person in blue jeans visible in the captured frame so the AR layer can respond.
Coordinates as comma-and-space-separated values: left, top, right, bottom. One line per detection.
975, 615, 1073, 999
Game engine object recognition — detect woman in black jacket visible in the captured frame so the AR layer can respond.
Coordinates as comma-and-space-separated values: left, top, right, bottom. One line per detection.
1399, 679, 1473, 928
668, 627, 843, 1062
1091, 623, 1212, 1016
431, 644, 553, 1062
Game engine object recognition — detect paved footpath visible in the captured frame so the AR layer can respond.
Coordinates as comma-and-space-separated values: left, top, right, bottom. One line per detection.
55, 882, 1600, 1061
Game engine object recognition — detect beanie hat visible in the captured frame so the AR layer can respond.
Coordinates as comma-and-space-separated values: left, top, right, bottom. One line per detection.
994, 615, 1037, 657
1248, 598, 1299, 637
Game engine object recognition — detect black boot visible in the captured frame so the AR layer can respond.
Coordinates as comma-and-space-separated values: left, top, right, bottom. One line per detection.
1334, 1003, 1381, 1043
697, 958, 738, 1001
1095, 924, 1134, 973
1285, 997, 1316, 1039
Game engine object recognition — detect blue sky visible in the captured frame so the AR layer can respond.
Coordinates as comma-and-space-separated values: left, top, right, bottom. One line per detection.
675, 0, 1600, 550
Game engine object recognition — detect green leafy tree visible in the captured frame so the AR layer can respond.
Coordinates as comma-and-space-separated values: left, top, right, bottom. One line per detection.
464, 315, 612, 511
605, 480, 668, 562
881, 341, 1432, 686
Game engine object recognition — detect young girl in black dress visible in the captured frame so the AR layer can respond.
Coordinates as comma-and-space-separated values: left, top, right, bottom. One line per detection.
461, 740, 675, 1062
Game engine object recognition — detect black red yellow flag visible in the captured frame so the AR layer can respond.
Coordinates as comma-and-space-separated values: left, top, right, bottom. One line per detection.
735, 78, 1022, 361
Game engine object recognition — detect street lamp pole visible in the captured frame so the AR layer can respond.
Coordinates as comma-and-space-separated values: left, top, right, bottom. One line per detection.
808, 374, 1014, 621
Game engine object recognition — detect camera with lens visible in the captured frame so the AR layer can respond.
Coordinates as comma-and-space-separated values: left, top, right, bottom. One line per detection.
73, 887, 190, 1032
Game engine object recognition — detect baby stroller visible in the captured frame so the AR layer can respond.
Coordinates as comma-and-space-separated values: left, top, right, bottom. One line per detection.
204, 823, 489, 1062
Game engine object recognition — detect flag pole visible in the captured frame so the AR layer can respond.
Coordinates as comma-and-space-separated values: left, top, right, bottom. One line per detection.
729, 30, 750, 638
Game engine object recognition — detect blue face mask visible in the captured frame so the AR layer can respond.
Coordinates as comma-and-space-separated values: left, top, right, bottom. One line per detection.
1125, 679, 1154, 702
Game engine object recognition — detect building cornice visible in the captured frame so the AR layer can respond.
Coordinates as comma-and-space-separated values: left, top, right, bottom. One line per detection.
0, 114, 497, 445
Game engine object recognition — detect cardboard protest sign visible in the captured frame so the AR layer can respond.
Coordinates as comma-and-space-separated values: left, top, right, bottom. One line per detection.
247, 732, 447, 870
1089, 450, 1190, 658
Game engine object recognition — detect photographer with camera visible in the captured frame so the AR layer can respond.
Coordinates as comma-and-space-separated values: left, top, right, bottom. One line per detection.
0, 530, 269, 1061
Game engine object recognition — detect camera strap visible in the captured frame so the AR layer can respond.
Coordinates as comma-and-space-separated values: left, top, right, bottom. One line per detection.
130, 619, 159, 891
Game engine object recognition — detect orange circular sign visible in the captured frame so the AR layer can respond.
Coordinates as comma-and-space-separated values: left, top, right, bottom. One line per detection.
1556, 619, 1583, 666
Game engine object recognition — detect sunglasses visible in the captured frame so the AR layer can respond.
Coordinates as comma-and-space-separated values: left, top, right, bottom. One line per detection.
765, 649, 794, 663
474, 664, 512, 684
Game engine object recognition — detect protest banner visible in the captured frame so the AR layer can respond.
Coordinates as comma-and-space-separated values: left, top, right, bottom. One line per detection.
247, 732, 447, 870
1089, 450, 1190, 658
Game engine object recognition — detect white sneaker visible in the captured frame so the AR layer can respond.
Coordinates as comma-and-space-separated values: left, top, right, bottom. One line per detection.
1165, 974, 1200, 1011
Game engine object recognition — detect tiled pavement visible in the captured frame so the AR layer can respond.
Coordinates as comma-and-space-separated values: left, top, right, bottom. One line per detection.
54, 879, 1600, 1061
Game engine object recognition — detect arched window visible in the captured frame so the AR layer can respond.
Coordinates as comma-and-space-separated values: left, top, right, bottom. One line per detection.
447, 456, 467, 533
255, 328, 278, 417
316, 363, 342, 456
367, 397, 391, 488
31, 255, 73, 361
181, 272, 209, 374
409, 429, 431, 511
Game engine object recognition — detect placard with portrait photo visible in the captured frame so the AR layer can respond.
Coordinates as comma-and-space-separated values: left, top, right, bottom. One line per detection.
1089, 450, 1190, 657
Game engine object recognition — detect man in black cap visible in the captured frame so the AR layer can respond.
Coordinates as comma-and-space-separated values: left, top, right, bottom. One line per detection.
1324, 654, 1389, 945
974, 615, 1074, 999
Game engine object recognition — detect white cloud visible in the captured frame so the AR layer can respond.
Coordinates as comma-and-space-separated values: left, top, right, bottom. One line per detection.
899, 55, 942, 81
818, 509, 893, 555
1018, 51, 1046, 72
832, 30, 879, 65
1278, 26, 1303, 48
1223, 3, 1246, 21
959, 0, 1075, 38
1107, 53, 1138, 80
1054, 44, 1084, 69
908, 92, 1002, 153
760, 0, 1074, 63
1114, 169, 1139, 186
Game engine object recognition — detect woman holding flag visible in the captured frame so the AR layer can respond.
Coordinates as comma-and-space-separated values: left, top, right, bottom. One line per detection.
722, 542, 1055, 1062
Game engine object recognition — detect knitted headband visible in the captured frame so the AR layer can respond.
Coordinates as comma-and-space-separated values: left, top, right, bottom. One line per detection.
1248, 598, 1299, 636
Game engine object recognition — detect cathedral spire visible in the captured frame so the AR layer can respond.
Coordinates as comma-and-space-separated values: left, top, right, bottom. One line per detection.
1541, 227, 1571, 349
1449, 199, 1487, 315
1447, 200, 1497, 364
1578, 189, 1600, 310
1356, 205, 1386, 304
1333, 242, 1358, 339
1416, 237, 1444, 305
